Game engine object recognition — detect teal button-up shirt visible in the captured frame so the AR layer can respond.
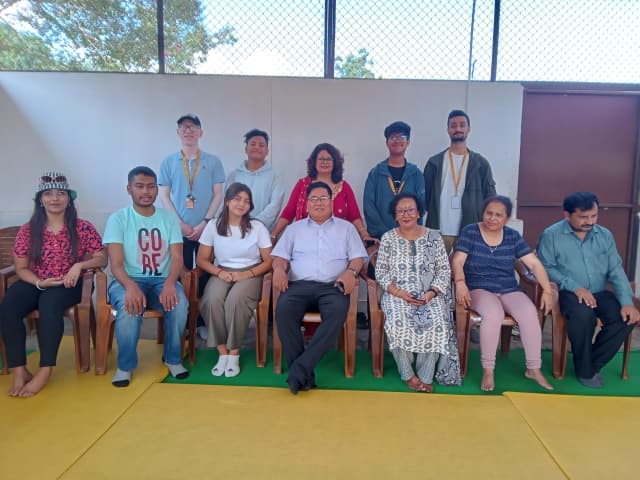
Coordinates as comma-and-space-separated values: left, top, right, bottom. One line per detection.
537, 220, 634, 306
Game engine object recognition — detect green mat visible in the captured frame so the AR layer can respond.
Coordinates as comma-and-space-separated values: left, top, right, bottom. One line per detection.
164, 347, 640, 396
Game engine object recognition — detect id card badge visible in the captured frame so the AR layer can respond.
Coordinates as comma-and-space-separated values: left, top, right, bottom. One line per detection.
451, 195, 461, 209
185, 195, 195, 209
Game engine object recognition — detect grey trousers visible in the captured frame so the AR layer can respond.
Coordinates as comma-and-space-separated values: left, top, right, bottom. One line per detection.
199, 270, 263, 350
391, 348, 439, 383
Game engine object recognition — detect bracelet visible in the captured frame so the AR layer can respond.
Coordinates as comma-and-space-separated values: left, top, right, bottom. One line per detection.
454, 278, 466, 283
249, 269, 256, 278
542, 290, 553, 296
35, 280, 45, 291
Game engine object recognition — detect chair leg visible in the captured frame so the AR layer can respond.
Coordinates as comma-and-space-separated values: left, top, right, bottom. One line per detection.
0, 336, 8, 375
500, 325, 513, 357
622, 330, 632, 380
95, 309, 114, 375
456, 307, 471, 378
370, 309, 384, 378
273, 320, 282, 374
157, 319, 164, 344
256, 307, 268, 368
187, 304, 197, 366
552, 312, 566, 379
344, 320, 356, 379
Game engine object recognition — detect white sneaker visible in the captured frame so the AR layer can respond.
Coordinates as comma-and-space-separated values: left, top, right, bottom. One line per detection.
197, 326, 208, 341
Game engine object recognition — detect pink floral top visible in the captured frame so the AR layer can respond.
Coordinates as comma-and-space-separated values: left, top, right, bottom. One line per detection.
13, 219, 104, 279
279, 176, 362, 223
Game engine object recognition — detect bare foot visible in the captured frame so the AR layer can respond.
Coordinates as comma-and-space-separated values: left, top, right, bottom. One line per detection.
525, 369, 554, 391
8, 366, 33, 397
418, 380, 434, 393
481, 368, 495, 391
18, 367, 52, 398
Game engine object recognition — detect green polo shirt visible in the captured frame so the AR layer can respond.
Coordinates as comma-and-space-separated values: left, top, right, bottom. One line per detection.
537, 220, 634, 306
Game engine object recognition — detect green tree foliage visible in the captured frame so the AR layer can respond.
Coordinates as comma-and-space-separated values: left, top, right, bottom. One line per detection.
0, 0, 236, 72
0, 23, 62, 70
335, 48, 375, 79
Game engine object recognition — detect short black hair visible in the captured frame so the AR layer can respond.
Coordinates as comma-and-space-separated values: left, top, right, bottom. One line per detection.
447, 109, 470, 127
388, 192, 424, 218
306, 181, 332, 199
563, 192, 599, 214
482, 195, 513, 217
128, 166, 157, 184
384, 121, 411, 140
244, 128, 269, 145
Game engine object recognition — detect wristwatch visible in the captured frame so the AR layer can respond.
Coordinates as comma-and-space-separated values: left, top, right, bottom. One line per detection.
203, 217, 212, 223
348, 268, 358, 278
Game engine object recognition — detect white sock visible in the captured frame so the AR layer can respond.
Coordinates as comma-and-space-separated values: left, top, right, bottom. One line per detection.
112, 368, 131, 387
225, 354, 240, 378
164, 362, 189, 379
211, 355, 228, 376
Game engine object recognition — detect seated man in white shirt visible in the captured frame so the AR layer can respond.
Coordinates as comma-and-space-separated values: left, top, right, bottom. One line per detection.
271, 181, 367, 394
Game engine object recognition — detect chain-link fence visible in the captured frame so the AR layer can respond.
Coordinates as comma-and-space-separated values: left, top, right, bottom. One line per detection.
1, 0, 638, 83
497, 0, 640, 83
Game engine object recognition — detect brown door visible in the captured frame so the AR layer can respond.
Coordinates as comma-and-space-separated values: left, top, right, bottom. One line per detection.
517, 90, 640, 275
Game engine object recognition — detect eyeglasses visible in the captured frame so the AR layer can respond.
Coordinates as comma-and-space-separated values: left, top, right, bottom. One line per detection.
179, 125, 201, 132
308, 195, 331, 203
388, 134, 409, 142
40, 175, 67, 184
396, 208, 417, 217
317, 156, 334, 163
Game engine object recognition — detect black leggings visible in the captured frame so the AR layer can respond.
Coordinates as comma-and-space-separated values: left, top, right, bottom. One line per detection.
0, 280, 82, 368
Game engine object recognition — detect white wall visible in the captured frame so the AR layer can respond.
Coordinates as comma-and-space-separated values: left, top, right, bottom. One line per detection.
0, 72, 524, 233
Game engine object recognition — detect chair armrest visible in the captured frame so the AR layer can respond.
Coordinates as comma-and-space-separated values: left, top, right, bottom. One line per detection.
79, 269, 95, 306
0, 264, 17, 301
95, 269, 109, 308
260, 272, 272, 306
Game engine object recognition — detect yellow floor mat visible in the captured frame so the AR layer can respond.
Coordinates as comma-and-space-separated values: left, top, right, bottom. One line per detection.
505, 392, 640, 479
0, 336, 167, 480
62, 384, 564, 480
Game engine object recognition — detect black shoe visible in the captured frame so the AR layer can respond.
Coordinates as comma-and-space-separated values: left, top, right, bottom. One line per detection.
357, 312, 369, 330
286, 377, 300, 395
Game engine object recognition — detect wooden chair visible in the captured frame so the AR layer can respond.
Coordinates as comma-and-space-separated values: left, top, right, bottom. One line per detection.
94, 269, 197, 375
270, 280, 359, 378
360, 244, 385, 378
455, 260, 544, 377
549, 282, 638, 380
0, 226, 95, 374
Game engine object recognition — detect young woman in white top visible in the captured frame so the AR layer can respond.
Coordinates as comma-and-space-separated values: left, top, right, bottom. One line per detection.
196, 183, 272, 377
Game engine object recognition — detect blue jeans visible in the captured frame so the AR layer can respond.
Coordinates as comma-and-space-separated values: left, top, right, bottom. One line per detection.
108, 277, 188, 371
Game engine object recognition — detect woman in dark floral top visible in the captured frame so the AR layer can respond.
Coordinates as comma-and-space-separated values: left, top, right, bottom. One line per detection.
0, 172, 107, 397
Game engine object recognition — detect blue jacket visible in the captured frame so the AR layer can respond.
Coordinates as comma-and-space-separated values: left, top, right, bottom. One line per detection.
363, 159, 425, 239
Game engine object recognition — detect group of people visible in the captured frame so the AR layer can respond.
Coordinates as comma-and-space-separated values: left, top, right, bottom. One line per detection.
1, 110, 638, 398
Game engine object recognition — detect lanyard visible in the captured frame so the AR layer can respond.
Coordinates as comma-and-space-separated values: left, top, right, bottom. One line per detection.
387, 176, 405, 196
448, 149, 468, 195
181, 150, 201, 193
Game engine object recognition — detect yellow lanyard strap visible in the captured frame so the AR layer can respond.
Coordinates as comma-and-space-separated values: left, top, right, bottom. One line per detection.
448, 149, 468, 195
181, 150, 201, 194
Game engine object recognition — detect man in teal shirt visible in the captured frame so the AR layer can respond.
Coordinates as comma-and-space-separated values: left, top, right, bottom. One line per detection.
537, 192, 639, 388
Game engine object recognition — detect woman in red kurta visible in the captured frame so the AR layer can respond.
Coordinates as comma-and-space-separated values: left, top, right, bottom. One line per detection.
271, 143, 375, 243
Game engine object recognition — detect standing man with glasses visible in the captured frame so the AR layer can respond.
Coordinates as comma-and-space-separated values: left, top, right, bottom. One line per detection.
272, 181, 367, 394
159, 114, 225, 340
423, 110, 496, 253
363, 121, 425, 241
